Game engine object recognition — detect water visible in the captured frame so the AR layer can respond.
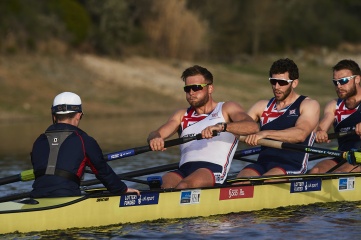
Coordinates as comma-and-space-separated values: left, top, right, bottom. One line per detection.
1, 118, 359, 239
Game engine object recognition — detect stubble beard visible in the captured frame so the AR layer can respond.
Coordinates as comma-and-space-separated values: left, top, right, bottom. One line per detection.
187, 93, 209, 108
274, 84, 292, 101
337, 83, 357, 99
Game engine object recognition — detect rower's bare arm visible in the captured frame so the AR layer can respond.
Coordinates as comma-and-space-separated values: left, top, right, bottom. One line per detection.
201, 101, 259, 139
247, 100, 268, 122
316, 99, 337, 143
148, 109, 185, 150
258, 98, 320, 143
242, 100, 269, 146
223, 101, 259, 135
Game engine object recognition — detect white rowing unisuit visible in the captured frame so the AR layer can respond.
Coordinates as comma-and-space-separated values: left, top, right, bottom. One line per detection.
179, 102, 238, 183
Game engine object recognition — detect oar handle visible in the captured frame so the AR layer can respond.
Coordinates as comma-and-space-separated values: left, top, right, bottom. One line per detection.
238, 136, 282, 149
239, 135, 361, 164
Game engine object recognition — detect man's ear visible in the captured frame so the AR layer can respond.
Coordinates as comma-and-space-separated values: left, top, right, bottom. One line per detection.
292, 79, 299, 88
208, 84, 214, 94
355, 75, 360, 85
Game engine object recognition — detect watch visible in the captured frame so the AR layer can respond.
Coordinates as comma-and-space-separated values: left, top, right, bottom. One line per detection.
222, 122, 227, 132
217, 122, 227, 132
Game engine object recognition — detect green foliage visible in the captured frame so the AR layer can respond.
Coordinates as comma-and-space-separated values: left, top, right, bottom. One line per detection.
82, 0, 135, 55
48, 0, 91, 46
1, 0, 361, 60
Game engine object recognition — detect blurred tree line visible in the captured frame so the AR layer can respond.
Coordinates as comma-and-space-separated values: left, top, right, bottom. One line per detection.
1, 0, 361, 62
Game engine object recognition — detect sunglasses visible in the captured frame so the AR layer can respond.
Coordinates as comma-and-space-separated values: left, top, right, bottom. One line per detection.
332, 75, 356, 86
183, 83, 210, 93
269, 78, 294, 86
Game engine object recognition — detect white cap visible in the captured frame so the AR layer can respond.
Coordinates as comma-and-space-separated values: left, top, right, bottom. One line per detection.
51, 92, 82, 114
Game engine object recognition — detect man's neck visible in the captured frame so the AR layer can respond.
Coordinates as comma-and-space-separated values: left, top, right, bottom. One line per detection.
276, 92, 299, 110
194, 101, 217, 115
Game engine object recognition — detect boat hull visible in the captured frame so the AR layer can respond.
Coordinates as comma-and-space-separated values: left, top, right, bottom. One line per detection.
1, 173, 360, 234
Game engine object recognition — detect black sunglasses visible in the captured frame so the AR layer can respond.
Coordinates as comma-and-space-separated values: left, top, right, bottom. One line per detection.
332, 75, 356, 86
183, 83, 210, 93
269, 78, 294, 86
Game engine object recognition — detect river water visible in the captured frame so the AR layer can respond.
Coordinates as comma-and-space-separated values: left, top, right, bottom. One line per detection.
1, 117, 360, 239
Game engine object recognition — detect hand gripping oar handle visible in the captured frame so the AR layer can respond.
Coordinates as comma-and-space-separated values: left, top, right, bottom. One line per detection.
238, 136, 361, 165
104, 131, 217, 161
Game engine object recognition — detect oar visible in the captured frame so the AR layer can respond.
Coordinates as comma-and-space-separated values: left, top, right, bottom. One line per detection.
238, 136, 361, 164
233, 146, 261, 159
327, 130, 355, 139
104, 132, 217, 161
0, 132, 214, 186
81, 162, 179, 186
83, 144, 263, 186
234, 153, 330, 165
0, 163, 180, 203
233, 131, 355, 162
0, 169, 34, 186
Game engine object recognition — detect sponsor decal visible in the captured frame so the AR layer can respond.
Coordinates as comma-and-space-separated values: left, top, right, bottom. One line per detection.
96, 197, 109, 202
183, 133, 196, 138
180, 189, 201, 204
108, 149, 135, 160
119, 192, 159, 207
219, 186, 254, 200
290, 179, 321, 193
211, 113, 219, 118
339, 177, 355, 191
339, 127, 353, 132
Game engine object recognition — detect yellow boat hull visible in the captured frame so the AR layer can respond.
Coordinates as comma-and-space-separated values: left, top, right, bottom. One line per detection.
1, 173, 360, 234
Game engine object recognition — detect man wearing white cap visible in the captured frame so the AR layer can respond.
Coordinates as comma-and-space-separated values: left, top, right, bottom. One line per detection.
30, 92, 139, 197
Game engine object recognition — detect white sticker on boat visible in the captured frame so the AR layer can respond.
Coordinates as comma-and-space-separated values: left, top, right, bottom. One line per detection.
180, 189, 201, 204
338, 177, 355, 191
119, 192, 159, 207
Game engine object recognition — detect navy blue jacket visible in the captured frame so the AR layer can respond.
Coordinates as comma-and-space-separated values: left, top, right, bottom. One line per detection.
30, 123, 127, 197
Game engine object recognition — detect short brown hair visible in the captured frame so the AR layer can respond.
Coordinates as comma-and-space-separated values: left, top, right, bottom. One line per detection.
181, 65, 213, 84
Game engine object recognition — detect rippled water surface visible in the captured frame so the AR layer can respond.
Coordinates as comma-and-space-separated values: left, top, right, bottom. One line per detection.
1, 118, 358, 240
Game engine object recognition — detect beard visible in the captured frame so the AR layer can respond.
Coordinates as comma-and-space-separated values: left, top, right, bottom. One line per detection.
337, 82, 357, 99
187, 93, 209, 108
273, 84, 292, 101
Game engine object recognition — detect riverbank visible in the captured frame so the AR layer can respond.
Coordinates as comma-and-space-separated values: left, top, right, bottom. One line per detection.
0, 52, 351, 121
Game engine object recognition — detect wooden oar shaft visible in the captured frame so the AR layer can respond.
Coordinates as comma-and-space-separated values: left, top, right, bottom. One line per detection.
239, 135, 341, 156
238, 136, 361, 163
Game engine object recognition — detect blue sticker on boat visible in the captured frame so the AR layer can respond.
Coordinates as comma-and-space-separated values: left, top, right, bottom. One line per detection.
119, 192, 159, 207
339, 177, 355, 191
180, 189, 201, 204
290, 179, 321, 193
